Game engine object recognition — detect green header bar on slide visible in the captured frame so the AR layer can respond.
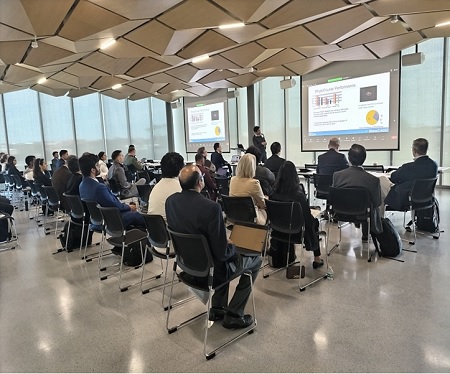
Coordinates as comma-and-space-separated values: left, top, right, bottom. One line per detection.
328, 77, 343, 83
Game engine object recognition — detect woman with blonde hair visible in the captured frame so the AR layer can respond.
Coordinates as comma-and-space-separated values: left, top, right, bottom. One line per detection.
229, 153, 267, 224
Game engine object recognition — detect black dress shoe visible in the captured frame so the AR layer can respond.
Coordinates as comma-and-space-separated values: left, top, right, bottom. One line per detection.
312, 259, 324, 269
222, 314, 254, 329
209, 307, 226, 321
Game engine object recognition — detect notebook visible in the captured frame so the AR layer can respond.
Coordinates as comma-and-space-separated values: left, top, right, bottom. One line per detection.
230, 222, 268, 256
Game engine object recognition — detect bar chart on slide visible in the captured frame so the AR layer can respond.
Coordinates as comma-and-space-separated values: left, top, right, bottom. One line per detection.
312, 92, 342, 108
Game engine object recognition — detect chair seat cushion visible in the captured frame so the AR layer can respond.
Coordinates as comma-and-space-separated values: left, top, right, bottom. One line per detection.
107, 229, 147, 246
178, 272, 209, 291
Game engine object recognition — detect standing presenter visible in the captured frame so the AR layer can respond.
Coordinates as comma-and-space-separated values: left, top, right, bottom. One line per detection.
252, 126, 267, 163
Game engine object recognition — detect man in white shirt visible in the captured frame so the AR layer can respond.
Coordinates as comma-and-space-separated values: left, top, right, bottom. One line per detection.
148, 152, 184, 221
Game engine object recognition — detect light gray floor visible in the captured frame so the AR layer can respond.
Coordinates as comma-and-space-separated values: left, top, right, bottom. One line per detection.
1, 189, 450, 373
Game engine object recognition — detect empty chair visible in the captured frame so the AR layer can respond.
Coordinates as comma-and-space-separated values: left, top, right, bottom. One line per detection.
82, 199, 110, 263
43, 185, 65, 238
221, 195, 256, 226
136, 184, 152, 213
166, 228, 256, 360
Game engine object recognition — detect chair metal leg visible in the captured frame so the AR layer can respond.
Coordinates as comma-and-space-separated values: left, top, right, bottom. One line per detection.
299, 232, 329, 291
140, 246, 164, 294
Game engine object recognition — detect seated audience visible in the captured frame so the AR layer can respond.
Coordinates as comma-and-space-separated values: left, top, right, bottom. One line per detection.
66, 156, 82, 196
317, 137, 348, 175
166, 164, 261, 328
6, 156, 25, 183
148, 152, 184, 220
271, 161, 323, 268
79, 153, 144, 229
0, 153, 8, 172
211, 143, 231, 176
56, 150, 69, 170
107, 150, 145, 198
332, 144, 382, 240
51, 156, 72, 212
23, 156, 36, 183
245, 145, 275, 196
384, 138, 438, 210
264, 142, 285, 174
124, 145, 143, 172
97, 151, 109, 180
195, 153, 217, 201
197, 146, 216, 176
33, 158, 52, 187
229, 153, 267, 225
50, 151, 59, 172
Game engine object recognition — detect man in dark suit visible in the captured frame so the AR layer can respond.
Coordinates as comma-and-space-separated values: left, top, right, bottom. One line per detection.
264, 142, 285, 174
252, 126, 267, 163
333, 144, 382, 240
165, 165, 261, 329
384, 138, 438, 210
78, 153, 144, 229
317, 137, 348, 175
210, 143, 231, 176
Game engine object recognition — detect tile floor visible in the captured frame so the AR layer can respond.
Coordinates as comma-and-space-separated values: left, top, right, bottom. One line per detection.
1, 190, 449, 372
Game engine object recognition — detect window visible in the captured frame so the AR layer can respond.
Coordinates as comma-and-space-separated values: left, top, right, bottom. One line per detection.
102, 95, 129, 155
129, 99, 154, 160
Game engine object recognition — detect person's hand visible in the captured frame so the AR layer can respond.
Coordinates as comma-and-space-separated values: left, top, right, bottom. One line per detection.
262, 141, 267, 146
129, 202, 137, 211
227, 238, 234, 245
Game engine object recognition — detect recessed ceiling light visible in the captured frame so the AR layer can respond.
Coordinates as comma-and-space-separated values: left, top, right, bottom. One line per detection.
219, 22, 245, 29
37, 77, 47, 84
436, 20, 450, 27
112, 83, 122, 90
192, 54, 209, 63
100, 38, 116, 50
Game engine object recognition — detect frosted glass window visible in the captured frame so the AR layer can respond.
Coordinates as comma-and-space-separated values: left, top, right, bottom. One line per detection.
393, 39, 443, 168
237, 87, 248, 148
129, 99, 154, 160
102, 95, 129, 155
442, 38, 450, 186
150, 97, 168, 159
40, 93, 75, 158
73, 93, 105, 156
0, 98, 7, 153
3, 90, 44, 169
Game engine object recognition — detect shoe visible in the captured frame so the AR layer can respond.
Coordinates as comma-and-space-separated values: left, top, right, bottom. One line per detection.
222, 314, 254, 329
362, 236, 368, 243
312, 259, 324, 269
209, 307, 226, 321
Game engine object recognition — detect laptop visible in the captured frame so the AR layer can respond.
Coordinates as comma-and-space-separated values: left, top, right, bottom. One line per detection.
231, 154, 241, 163
237, 143, 245, 150
230, 222, 268, 256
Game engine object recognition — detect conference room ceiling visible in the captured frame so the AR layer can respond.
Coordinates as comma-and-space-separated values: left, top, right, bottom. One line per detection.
0, 0, 449, 102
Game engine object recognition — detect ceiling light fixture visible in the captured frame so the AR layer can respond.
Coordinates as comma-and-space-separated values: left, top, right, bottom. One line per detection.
192, 54, 209, 63
31, 37, 38, 48
100, 38, 116, 50
390, 15, 399, 24
37, 77, 47, 84
436, 20, 450, 27
219, 22, 245, 29
112, 83, 122, 90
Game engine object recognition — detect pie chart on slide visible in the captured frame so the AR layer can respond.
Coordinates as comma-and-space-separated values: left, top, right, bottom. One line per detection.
215, 126, 221, 136
366, 110, 379, 125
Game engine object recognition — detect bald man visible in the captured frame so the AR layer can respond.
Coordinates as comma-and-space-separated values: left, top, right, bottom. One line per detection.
317, 137, 348, 175
165, 165, 261, 329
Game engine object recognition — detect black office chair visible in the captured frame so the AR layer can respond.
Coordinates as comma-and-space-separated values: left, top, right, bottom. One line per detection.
362, 164, 385, 173
107, 178, 126, 200
0, 200, 18, 251
98, 205, 148, 292
386, 177, 438, 247
166, 228, 256, 360
64, 194, 90, 255
137, 170, 152, 184
10, 175, 29, 211
221, 195, 256, 227
42, 185, 65, 237
304, 163, 317, 171
136, 184, 152, 213
328, 187, 378, 262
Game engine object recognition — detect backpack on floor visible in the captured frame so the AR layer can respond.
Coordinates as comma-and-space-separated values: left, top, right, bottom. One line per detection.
122, 237, 153, 267
416, 197, 440, 234
60, 220, 92, 251
371, 217, 402, 257
267, 238, 296, 268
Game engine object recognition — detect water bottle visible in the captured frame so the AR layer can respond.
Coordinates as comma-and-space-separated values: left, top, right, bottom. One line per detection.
327, 266, 334, 280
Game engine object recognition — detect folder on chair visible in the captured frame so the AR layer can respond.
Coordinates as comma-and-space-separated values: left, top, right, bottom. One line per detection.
230, 222, 268, 256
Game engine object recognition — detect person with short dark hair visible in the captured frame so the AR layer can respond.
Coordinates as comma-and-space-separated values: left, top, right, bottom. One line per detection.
107, 150, 145, 198
66, 155, 82, 196
0, 153, 8, 172
97, 151, 109, 180
245, 145, 275, 195
317, 137, 348, 175
23, 155, 36, 182
384, 138, 438, 210
252, 126, 267, 163
148, 152, 184, 220
124, 145, 143, 172
6, 156, 25, 183
197, 146, 216, 176
211, 143, 231, 176
195, 152, 217, 201
51, 154, 72, 212
79, 153, 144, 229
56, 150, 69, 170
264, 142, 285, 174
51, 151, 59, 172
332, 144, 382, 240
165, 164, 261, 329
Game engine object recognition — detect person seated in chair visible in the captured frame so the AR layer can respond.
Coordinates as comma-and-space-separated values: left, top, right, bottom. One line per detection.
264, 142, 285, 175
166, 164, 261, 329
195, 153, 217, 201
245, 145, 275, 196
108, 150, 146, 199
271, 161, 323, 268
124, 145, 143, 172
23, 155, 36, 184
79, 153, 144, 229
317, 137, 348, 175
51, 155, 72, 213
197, 146, 216, 177
56, 149, 69, 170
384, 138, 438, 211
211, 143, 232, 176
332, 144, 382, 241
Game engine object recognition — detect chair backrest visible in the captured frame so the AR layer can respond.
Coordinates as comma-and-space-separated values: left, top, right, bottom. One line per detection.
329, 187, 371, 218
167, 228, 213, 278
266, 200, 304, 234
215, 177, 230, 196
4, 174, 13, 187
11, 175, 23, 189
0, 201, 13, 215
35, 183, 48, 201
29, 182, 39, 197
97, 205, 125, 238
362, 164, 385, 173
141, 214, 169, 249
82, 199, 103, 226
221, 195, 256, 223
107, 178, 121, 196
410, 178, 437, 210
43, 186, 60, 207
313, 173, 333, 199
137, 170, 151, 184
304, 163, 317, 171
136, 184, 152, 204
64, 193, 85, 220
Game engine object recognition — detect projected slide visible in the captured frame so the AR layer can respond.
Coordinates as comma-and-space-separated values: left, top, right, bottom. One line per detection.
308, 72, 390, 137
187, 102, 226, 143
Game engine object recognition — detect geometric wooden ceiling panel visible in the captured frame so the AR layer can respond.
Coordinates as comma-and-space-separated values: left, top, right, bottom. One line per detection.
0, 0, 449, 101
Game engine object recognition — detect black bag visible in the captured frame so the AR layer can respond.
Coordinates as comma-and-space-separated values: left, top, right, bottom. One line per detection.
60, 220, 92, 251
0, 199, 13, 242
122, 238, 153, 267
371, 218, 402, 257
416, 197, 440, 234
268, 238, 296, 268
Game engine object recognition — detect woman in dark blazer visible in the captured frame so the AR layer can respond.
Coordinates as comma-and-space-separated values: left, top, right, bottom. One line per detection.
33, 158, 52, 187
6, 156, 25, 183
270, 161, 323, 268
